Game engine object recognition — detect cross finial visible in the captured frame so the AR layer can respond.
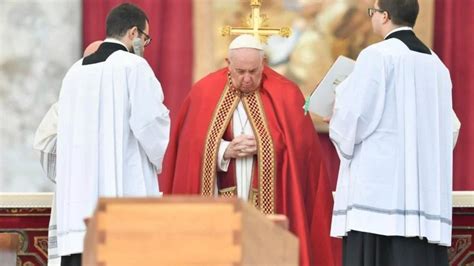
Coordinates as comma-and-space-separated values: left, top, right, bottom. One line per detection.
221, 0, 291, 43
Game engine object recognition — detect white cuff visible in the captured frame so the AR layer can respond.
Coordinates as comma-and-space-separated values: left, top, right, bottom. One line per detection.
453, 110, 461, 147
217, 140, 231, 172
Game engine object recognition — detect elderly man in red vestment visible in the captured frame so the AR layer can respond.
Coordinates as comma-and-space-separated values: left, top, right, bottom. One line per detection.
159, 35, 335, 266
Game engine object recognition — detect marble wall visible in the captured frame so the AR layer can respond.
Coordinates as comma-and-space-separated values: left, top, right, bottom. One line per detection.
0, 0, 81, 192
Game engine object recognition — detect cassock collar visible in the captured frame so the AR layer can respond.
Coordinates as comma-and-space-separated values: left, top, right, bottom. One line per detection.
385, 27, 431, 55
82, 40, 129, 65
384, 26, 413, 39
103, 38, 129, 51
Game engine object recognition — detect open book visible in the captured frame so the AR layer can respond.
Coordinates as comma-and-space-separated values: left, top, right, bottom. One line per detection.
307, 55, 355, 117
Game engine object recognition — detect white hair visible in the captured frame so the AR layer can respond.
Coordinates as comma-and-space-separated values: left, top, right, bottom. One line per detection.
227, 48, 265, 63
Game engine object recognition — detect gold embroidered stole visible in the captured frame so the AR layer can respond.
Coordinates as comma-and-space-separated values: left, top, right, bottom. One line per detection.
200, 85, 276, 214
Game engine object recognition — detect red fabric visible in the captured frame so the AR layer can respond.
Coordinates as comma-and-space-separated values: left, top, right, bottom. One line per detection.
82, 0, 193, 119
159, 66, 336, 266
434, 0, 474, 190
318, 133, 340, 191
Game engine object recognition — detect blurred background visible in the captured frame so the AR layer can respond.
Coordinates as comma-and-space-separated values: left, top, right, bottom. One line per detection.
0, 0, 472, 192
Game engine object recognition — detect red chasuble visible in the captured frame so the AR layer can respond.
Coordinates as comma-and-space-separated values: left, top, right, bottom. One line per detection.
159, 66, 335, 266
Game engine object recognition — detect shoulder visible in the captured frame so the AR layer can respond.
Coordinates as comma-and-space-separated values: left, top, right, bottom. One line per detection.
262, 66, 305, 107
177, 68, 228, 114
262, 66, 300, 95
63, 59, 86, 81
108, 51, 152, 72
359, 41, 391, 58
189, 68, 227, 96
361, 39, 413, 58
430, 50, 450, 73
194, 68, 227, 88
354, 41, 398, 70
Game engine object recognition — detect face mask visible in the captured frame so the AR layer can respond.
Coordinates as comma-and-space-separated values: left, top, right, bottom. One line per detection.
132, 37, 143, 57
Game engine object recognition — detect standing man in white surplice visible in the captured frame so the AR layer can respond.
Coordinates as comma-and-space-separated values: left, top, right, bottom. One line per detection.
55, 3, 170, 266
328, 0, 461, 265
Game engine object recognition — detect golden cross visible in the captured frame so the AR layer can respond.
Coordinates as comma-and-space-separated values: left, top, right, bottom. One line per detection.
221, 0, 291, 43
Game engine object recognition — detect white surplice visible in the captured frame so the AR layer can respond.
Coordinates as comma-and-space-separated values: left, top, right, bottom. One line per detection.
217, 102, 254, 200
34, 102, 58, 183
56, 43, 170, 256
330, 36, 459, 246
33, 102, 61, 265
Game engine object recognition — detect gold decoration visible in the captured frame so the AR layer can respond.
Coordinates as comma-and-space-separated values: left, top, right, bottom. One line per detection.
220, 0, 291, 43
33, 236, 48, 258
200, 83, 276, 214
200, 84, 240, 196
279, 27, 291, 38
218, 187, 237, 197
242, 92, 275, 214
448, 235, 472, 264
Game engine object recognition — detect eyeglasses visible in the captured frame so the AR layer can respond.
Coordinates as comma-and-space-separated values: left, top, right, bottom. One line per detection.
367, 7, 387, 17
137, 27, 152, 47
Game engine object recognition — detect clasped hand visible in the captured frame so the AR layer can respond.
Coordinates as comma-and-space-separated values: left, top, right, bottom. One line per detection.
223, 135, 257, 159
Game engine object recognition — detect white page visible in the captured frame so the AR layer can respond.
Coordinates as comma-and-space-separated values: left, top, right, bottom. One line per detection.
307, 55, 355, 117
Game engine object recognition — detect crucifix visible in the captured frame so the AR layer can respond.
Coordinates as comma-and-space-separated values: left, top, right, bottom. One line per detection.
221, 0, 291, 43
